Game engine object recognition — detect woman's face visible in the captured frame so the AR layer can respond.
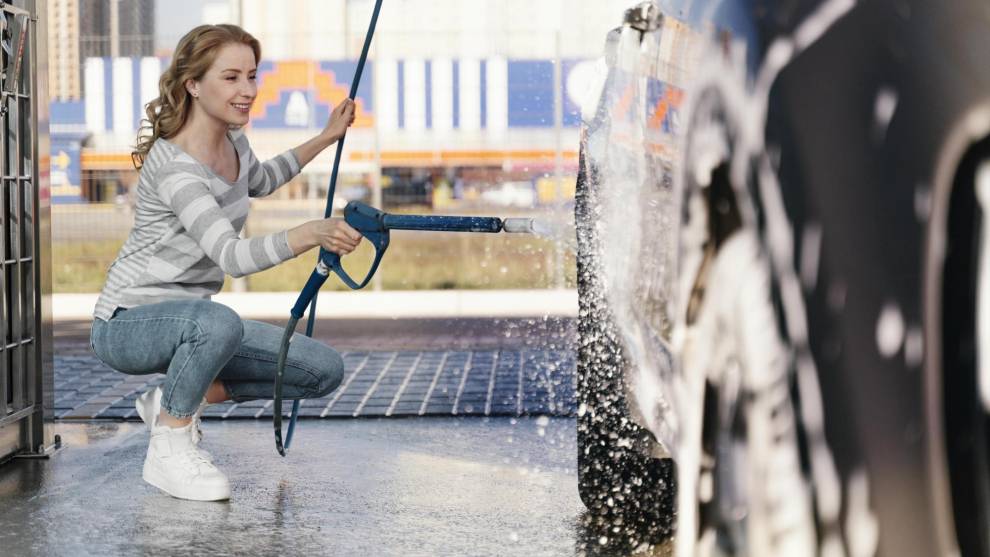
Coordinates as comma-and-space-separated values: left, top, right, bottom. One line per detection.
188, 42, 258, 127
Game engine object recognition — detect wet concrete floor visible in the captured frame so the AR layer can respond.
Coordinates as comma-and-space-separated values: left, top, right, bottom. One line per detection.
0, 417, 665, 556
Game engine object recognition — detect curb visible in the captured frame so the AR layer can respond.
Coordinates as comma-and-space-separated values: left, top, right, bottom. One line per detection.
52, 290, 579, 320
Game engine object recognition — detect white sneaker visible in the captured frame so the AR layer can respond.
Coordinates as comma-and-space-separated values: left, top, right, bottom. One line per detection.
136, 386, 209, 447
142, 422, 231, 501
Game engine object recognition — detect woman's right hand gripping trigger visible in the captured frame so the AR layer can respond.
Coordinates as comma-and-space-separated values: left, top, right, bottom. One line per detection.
288, 218, 363, 257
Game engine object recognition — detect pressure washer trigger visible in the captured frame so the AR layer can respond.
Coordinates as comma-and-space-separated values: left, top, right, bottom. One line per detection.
318, 201, 391, 290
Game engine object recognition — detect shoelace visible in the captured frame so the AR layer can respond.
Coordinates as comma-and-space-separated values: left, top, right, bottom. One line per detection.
172, 444, 216, 475
191, 412, 204, 444
189, 404, 211, 462
145, 391, 215, 465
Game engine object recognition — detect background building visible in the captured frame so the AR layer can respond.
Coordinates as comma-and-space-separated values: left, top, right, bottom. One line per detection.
79, 0, 153, 60
47, 0, 79, 100
46, 0, 642, 293
50, 0, 630, 201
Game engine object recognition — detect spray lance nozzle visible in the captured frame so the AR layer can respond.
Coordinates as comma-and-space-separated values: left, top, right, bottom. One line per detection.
502, 218, 536, 233
289, 202, 545, 320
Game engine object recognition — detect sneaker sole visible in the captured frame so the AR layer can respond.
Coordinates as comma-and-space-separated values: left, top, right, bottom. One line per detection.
142, 460, 231, 502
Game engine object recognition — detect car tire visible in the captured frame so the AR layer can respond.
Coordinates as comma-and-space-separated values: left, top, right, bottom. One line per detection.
938, 150, 990, 556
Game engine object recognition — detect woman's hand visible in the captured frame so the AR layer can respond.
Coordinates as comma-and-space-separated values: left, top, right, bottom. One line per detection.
290, 98, 357, 168
322, 98, 356, 144
310, 217, 362, 255
287, 218, 362, 256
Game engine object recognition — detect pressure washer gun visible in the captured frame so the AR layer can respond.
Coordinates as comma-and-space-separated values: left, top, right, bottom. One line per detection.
290, 200, 531, 314
273, 205, 537, 456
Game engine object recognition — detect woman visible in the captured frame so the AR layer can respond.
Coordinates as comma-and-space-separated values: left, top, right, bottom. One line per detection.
90, 24, 361, 502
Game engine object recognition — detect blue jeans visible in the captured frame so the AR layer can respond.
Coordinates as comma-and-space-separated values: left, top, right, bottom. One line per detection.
90, 300, 344, 418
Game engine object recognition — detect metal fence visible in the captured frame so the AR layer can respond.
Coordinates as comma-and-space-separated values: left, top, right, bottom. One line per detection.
1, 0, 55, 463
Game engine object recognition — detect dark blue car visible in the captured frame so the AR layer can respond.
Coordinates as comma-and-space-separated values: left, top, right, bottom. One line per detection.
576, 1, 990, 555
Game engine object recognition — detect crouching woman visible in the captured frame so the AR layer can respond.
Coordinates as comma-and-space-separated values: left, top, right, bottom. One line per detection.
90, 24, 361, 501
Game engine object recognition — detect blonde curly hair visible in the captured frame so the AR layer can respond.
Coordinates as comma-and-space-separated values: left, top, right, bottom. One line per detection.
132, 24, 261, 169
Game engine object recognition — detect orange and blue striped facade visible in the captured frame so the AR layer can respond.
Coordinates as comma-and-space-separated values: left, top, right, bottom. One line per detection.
54, 56, 682, 134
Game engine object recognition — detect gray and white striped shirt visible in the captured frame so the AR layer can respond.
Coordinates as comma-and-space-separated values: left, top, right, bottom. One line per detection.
93, 128, 301, 321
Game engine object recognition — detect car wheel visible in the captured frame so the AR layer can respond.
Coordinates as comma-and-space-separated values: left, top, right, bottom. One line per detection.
673, 88, 816, 556
677, 228, 816, 557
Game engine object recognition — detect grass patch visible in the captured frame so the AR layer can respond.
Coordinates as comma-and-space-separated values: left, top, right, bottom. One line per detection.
53, 240, 124, 293
53, 232, 576, 293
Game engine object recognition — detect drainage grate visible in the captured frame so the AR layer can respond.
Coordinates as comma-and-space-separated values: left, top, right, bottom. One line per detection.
54, 349, 577, 420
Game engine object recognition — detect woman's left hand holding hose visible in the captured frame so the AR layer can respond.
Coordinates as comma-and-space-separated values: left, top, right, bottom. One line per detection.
291, 98, 357, 168
322, 98, 356, 144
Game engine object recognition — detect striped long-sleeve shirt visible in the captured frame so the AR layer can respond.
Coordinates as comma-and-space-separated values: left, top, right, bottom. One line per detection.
93, 128, 301, 321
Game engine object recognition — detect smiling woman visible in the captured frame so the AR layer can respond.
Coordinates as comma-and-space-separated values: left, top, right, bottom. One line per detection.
87, 24, 360, 503
132, 25, 257, 169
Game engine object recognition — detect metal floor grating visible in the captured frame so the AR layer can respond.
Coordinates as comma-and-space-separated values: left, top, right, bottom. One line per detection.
53, 349, 577, 420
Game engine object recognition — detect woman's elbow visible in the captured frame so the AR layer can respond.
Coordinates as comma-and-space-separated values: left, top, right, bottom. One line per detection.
216, 248, 247, 278
218, 259, 247, 278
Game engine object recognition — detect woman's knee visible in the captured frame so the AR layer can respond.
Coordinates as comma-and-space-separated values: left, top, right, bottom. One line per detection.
313, 350, 344, 397
191, 302, 244, 354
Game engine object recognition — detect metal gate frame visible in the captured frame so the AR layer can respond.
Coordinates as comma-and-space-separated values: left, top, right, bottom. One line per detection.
0, 0, 55, 463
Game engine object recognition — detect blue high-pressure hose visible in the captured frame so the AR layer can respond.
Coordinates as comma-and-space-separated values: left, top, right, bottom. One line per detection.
273, 0, 384, 456
271, 0, 535, 456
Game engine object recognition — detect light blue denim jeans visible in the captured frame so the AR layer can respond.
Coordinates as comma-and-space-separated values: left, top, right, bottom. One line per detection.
90, 300, 344, 418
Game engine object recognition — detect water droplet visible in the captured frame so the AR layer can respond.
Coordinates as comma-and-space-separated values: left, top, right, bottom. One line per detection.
876, 303, 904, 358
914, 183, 932, 223
904, 326, 924, 367
873, 87, 898, 142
